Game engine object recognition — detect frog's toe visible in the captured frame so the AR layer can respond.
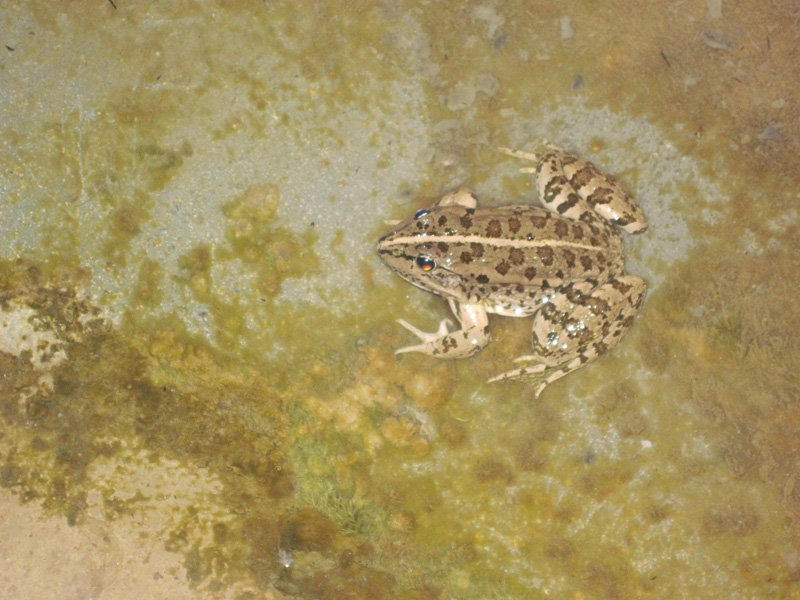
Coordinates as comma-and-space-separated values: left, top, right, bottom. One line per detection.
497, 146, 540, 163
487, 362, 546, 382
487, 369, 523, 383
395, 318, 454, 355
396, 318, 451, 341
511, 354, 540, 364
395, 342, 433, 356
490, 358, 578, 398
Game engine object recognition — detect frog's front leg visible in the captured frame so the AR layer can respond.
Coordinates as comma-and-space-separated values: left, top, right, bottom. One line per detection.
396, 299, 490, 359
489, 276, 646, 396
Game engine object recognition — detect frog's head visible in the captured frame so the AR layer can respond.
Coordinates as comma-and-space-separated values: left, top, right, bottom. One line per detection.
376, 205, 472, 303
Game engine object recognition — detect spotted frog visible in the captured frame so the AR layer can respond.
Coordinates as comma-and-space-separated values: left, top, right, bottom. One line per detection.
376, 141, 648, 397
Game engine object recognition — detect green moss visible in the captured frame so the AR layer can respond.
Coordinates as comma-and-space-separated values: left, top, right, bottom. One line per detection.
297, 480, 386, 539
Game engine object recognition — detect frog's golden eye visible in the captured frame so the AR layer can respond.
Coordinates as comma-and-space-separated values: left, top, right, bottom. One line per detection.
413, 209, 430, 220
416, 255, 435, 271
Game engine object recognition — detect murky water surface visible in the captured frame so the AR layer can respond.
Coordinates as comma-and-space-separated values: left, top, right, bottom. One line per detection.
1, 2, 798, 598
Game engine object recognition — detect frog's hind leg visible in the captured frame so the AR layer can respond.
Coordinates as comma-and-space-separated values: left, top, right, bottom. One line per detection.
557, 150, 647, 233
500, 142, 594, 223
500, 142, 647, 233
488, 276, 646, 397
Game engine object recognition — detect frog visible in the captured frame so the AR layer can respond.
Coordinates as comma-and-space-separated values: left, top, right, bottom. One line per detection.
376, 140, 648, 397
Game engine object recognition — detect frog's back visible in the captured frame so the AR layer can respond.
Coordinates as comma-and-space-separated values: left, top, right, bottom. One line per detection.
424, 205, 624, 289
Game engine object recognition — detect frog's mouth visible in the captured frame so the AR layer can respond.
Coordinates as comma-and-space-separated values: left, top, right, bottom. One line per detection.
423, 264, 464, 293
377, 245, 470, 302
404, 267, 469, 302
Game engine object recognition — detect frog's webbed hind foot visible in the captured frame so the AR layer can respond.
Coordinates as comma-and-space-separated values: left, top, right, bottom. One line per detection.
487, 360, 572, 399
488, 275, 646, 398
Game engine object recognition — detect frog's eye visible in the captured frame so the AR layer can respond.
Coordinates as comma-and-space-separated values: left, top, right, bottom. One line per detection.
413, 209, 430, 220
416, 255, 436, 271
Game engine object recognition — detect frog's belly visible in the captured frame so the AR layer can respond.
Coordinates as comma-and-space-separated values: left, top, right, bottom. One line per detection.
484, 297, 542, 318
481, 283, 562, 318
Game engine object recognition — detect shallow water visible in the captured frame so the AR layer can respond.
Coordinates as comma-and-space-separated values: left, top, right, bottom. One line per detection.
1, 2, 799, 598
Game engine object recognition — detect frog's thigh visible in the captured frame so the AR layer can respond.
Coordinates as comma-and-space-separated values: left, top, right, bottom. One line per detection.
559, 156, 647, 234
531, 276, 646, 366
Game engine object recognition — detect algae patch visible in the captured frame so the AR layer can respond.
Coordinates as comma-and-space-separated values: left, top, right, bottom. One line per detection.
0, 256, 472, 597
218, 184, 319, 299
0, 261, 296, 588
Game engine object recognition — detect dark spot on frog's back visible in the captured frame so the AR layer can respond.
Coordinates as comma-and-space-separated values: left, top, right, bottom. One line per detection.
580, 255, 593, 271
476, 274, 490, 284
553, 220, 569, 239
460, 251, 473, 264
563, 249, 576, 268
537, 246, 555, 266
495, 260, 510, 276
508, 216, 521, 233
438, 215, 448, 226
530, 214, 548, 229
470, 242, 484, 259
571, 223, 584, 240
438, 242, 450, 252
460, 214, 473, 228
485, 219, 503, 238
524, 266, 537, 280
508, 247, 525, 265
